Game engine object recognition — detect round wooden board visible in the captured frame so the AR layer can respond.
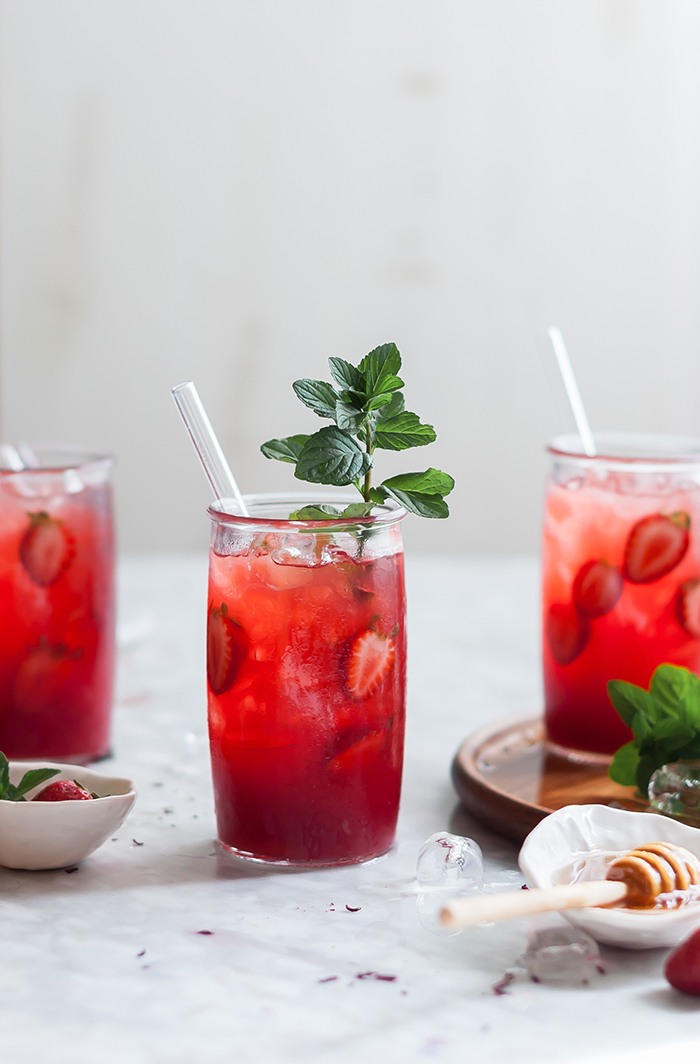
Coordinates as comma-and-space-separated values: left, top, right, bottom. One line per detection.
451, 715, 645, 844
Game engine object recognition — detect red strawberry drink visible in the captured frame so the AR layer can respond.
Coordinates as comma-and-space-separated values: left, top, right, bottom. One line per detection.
0, 449, 115, 761
207, 494, 406, 865
543, 434, 700, 756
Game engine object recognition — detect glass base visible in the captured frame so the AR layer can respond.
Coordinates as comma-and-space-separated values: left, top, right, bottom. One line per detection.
216, 839, 394, 869
8, 748, 112, 766
544, 738, 613, 767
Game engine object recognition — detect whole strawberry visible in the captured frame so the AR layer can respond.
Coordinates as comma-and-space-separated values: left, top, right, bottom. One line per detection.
33, 780, 94, 802
665, 927, 700, 996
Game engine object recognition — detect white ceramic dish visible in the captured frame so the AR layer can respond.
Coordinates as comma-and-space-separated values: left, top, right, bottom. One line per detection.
0, 762, 137, 870
519, 804, 700, 950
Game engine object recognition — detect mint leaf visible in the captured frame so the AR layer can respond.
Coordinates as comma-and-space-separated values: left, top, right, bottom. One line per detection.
374, 412, 437, 451
0, 752, 9, 799
608, 664, 700, 796
372, 468, 455, 519
376, 486, 450, 519
651, 664, 696, 715
381, 469, 455, 496
289, 504, 343, 520
335, 399, 367, 433
261, 435, 310, 463
328, 357, 365, 394
366, 393, 393, 412
606, 680, 656, 728
295, 427, 372, 486
292, 379, 338, 420
609, 742, 639, 786
341, 502, 375, 518
377, 392, 405, 420
358, 343, 404, 396
12, 767, 60, 800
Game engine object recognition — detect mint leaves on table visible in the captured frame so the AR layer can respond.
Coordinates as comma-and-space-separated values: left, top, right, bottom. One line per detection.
608, 665, 700, 795
0, 750, 59, 801
261, 343, 454, 519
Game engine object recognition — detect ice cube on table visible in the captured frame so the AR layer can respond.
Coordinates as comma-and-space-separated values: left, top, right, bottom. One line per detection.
519, 920, 603, 985
648, 761, 700, 821
415, 832, 484, 936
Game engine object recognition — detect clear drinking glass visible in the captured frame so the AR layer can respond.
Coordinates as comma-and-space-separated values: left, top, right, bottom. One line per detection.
0, 447, 116, 762
543, 433, 700, 757
207, 492, 407, 866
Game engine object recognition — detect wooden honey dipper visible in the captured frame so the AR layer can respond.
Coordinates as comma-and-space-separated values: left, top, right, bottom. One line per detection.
440, 842, 700, 930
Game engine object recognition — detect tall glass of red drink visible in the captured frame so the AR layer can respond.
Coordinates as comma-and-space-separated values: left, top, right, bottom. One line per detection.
207, 492, 406, 866
0, 447, 115, 762
543, 433, 700, 757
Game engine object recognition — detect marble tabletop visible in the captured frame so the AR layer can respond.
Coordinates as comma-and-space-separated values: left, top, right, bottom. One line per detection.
2, 555, 699, 1064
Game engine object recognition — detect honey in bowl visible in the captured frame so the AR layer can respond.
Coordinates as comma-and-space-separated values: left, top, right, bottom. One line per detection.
557, 842, 700, 911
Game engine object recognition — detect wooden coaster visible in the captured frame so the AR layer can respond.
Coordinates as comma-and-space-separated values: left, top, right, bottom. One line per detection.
451, 715, 644, 844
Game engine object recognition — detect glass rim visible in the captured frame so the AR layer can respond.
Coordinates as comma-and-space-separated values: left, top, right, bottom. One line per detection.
208, 491, 407, 528
547, 432, 700, 472
0, 444, 114, 476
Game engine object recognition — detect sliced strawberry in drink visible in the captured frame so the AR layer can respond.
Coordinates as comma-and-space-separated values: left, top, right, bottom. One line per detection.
343, 629, 396, 701
572, 559, 623, 618
12, 641, 80, 713
19, 511, 76, 587
33, 780, 94, 802
678, 579, 700, 638
545, 603, 589, 665
623, 512, 690, 584
328, 731, 388, 778
207, 603, 249, 695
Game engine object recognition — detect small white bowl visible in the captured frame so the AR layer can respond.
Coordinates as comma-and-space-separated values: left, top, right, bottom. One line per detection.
0, 762, 137, 870
519, 804, 700, 950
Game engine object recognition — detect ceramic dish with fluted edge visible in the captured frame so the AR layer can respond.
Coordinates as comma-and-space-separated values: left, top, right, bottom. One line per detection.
519, 804, 700, 949
0, 762, 137, 870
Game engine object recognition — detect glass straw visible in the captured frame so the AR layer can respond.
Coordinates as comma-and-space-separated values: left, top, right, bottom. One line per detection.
536, 326, 597, 457
171, 382, 249, 516
0, 444, 24, 471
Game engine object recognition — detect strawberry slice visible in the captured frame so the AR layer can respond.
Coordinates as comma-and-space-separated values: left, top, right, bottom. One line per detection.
545, 603, 589, 665
623, 512, 690, 584
207, 603, 249, 695
33, 780, 94, 802
572, 559, 623, 618
19, 511, 75, 587
678, 579, 700, 638
344, 630, 396, 701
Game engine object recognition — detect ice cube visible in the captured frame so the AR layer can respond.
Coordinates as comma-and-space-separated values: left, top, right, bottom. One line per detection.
519, 919, 603, 985
271, 534, 326, 568
648, 761, 700, 821
416, 831, 484, 888
415, 832, 484, 936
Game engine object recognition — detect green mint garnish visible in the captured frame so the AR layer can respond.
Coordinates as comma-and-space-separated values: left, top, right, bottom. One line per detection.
261, 343, 454, 519
0, 750, 60, 801
608, 664, 700, 794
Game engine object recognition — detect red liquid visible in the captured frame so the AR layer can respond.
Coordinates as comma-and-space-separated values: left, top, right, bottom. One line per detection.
543, 474, 700, 754
0, 470, 115, 761
207, 537, 406, 865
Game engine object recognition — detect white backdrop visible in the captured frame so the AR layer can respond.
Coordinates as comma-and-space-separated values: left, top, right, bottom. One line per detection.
2, 0, 699, 554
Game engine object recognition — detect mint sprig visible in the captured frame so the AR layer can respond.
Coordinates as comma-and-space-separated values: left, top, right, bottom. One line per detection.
0, 750, 60, 802
608, 665, 700, 794
261, 343, 454, 519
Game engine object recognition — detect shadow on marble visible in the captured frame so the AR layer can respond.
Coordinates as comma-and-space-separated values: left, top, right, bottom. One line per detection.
637, 987, 700, 1011
0, 838, 334, 897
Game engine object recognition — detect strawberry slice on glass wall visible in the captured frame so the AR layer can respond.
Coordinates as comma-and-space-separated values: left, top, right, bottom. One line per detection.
573, 559, 624, 617
623, 512, 690, 584
19, 512, 76, 587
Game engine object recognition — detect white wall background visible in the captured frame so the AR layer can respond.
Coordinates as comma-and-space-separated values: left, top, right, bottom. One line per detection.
2, 0, 699, 554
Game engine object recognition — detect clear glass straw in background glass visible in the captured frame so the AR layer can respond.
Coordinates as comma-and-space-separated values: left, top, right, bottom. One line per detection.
0, 444, 24, 471
536, 326, 596, 457
171, 381, 249, 516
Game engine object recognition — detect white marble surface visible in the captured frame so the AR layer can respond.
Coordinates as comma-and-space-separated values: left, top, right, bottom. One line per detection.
2, 555, 699, 1064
